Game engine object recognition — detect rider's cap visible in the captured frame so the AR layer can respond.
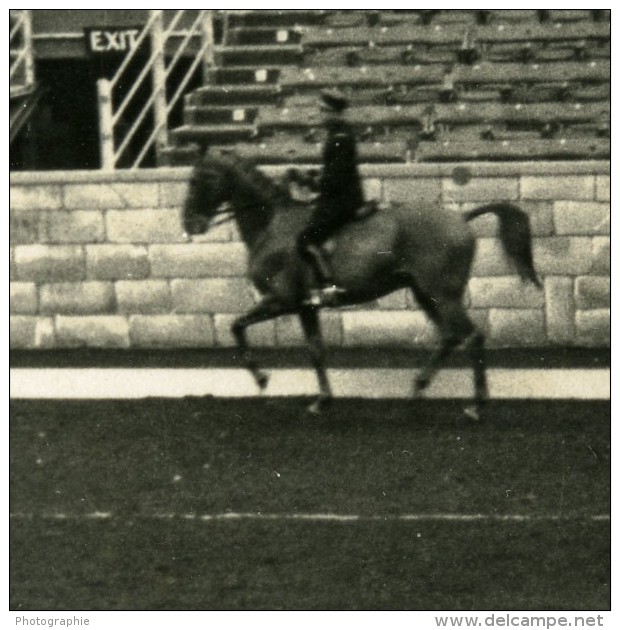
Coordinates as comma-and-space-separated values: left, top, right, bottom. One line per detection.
320, 88, 349, 113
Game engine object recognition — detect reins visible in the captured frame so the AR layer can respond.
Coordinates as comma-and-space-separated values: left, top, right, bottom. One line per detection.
209, 203, 235, 228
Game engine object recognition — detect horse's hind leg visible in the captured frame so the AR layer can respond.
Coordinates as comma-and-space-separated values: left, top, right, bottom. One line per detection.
416, 301, 489, 421
299, 305, 332, 415
463, 330, 488, 421
413, 334, 462, 397
412, 291, 475, 399
232, 297, 290, 390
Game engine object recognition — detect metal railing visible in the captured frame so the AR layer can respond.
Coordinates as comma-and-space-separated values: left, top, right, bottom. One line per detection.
10, 10, 35, 98
97, 9, 216, 169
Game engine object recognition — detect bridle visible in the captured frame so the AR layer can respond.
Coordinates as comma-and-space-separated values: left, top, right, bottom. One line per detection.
209, 201, 235, 228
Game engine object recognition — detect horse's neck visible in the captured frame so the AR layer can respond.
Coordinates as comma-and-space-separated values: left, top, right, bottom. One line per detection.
233, 200, 311, 255
231, 200, 274, 252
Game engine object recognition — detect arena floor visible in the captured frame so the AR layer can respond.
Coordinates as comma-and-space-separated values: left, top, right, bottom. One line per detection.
9, 349, 610, 611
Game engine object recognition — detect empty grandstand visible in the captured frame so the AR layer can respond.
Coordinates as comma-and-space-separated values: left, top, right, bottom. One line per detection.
10, 9, 610, 170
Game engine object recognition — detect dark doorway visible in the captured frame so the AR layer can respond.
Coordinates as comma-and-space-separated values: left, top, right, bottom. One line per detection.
10, 59, 100, 170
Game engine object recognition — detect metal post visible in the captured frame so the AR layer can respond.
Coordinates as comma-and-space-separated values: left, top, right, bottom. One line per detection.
150, 10, 169, 164
97, 78, 115, 170
23, 10, 34, 89
200, 10, 216, 84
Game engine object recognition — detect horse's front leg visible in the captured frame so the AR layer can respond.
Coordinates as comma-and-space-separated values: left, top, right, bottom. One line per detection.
232, 297, 290, 390
299, 306, 332, 415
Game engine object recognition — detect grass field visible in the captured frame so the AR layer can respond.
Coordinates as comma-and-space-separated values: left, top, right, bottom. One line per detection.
10, 397, 610, 611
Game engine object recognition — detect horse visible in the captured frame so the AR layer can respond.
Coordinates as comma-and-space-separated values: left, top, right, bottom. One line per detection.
182, 151, 540, 418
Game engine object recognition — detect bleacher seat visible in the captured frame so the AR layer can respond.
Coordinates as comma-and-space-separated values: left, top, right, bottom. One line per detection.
163, 9, 610, 165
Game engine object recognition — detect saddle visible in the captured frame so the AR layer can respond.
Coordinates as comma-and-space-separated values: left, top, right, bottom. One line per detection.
353, 200, 382, 221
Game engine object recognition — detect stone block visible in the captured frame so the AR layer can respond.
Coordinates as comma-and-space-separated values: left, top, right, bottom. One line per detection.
129, 314, 215, 347
86, 244, 150, 280
9, 249, 17, 281
384, 178, 441, 205
591, 237, 610, 275
376, 289, 409, 310
149, 243, 248, 278
363, 178, 382, 201
575, 277, 610, 309
55, 316, 130, 348
43, 210, 106, 243
10, 316, 55, 349
469, 277, 544, 309
595, 176, 610, 202
214, 314, 276, 347
106, 208, 185, 243
553, 201, 610, 236
64, 182, 159, 209
471, 239, 516, 277
275, 311, 343, 347
533, 238, 592, 276
443, 177, 518, 204
520, 176, 595, 201
171, 278, 256, 313
519, 201, 555, 237
10, 210, 42, 244
115, 280, 171, 314
342, 311, 438, 348
575, 309, 610, 346
488, 309, 545, 346
159, 181, 189, 207
468, 309, 490, 337
14, 245, 85, 282
544, 277, 575, 344
10, 283, 38, 314
39, 282, 115, 315
10, 185, 62, 210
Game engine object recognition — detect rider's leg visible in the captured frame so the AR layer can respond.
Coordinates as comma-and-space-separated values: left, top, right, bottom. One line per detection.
296, 225, 334, 286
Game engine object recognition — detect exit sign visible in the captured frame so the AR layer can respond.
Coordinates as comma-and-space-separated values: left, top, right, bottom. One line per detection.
84, 26, 147, 57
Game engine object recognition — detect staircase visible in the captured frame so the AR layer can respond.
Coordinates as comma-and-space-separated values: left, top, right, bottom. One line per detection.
160, 10, 329, 165
160, 9, 610, 166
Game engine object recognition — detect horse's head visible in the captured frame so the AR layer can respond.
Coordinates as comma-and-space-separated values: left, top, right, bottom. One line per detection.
183, 152, 288, 238
182, 156, 232, 236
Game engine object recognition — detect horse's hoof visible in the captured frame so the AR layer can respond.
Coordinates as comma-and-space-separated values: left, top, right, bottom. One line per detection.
463, 405, 481, 422
255, 371, 269, 391
307, 396, 331, 416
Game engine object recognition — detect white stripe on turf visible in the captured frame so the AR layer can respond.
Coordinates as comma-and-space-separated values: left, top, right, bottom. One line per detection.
9, 512, 610, 522
9, 367, 610, 399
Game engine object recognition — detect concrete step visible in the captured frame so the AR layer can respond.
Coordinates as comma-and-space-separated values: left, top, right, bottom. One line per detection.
207, 66, 281, 85
158, 144, 201, 167
171, 123, 257, 146
210, 139, 407, 164
416, 137, 610, 162
227, 27, 303, 46
226, 10, 328, 28
217, 44, 303, 66
188, 84, 283, 106
184, 105, 260, 125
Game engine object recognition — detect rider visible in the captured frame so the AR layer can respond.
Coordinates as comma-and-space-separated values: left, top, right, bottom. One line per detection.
296, 88, 364, 305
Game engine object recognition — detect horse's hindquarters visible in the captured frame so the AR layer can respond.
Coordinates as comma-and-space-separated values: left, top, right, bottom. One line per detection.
329, 212, 401, 289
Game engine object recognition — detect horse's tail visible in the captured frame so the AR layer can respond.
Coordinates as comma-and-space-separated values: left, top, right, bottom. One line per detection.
464, 202, 541, 288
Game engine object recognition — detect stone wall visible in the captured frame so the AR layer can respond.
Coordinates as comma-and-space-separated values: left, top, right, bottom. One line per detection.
10, 162, 610, 350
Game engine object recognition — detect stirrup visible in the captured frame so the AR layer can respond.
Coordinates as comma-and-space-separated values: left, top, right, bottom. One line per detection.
304, 285, 347, 307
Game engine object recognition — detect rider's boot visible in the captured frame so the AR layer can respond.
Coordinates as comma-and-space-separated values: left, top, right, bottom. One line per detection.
303, 245, 346, 306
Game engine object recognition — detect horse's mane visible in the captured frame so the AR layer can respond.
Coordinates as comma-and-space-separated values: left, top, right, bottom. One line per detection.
202, 150, 291, 207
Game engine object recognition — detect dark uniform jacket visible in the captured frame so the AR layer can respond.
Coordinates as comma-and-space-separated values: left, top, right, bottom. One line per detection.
315, 118, 364, 225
